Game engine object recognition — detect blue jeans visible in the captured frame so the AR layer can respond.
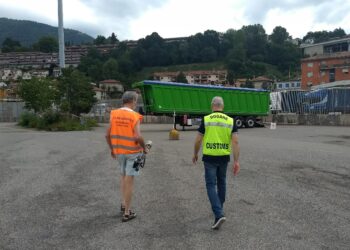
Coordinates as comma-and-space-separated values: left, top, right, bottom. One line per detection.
204, 161, 228, 219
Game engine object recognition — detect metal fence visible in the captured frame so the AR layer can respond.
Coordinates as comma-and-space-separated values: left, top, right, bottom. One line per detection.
0, 101, 25, 122
270, 88, 350, 115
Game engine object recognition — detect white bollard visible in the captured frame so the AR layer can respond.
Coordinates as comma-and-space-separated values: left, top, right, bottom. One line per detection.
270, 122, 277, 130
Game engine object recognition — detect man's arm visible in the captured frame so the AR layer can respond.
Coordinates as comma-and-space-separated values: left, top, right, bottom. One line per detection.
232, 133, 240, 175
134, 121, 146, 152
105, 126, 116, 159
192, 133, 203, 164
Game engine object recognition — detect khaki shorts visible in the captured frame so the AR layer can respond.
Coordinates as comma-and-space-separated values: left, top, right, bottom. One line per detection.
117, 152, 142, 176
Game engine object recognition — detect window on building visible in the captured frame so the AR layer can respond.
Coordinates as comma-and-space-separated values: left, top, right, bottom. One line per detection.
297, 82, 300, 87
285, 83, 290, 88
291, 83, 295, 87
324, 42, 348, 53
307, 63, 313, 67
329, 69, 335, 82
278, 84, 282, 88
342, 68, 349, 74
307, 72, 313, 77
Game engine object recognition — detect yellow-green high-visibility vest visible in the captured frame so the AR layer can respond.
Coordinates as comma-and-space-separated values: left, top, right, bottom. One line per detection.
202, 112, 234, 156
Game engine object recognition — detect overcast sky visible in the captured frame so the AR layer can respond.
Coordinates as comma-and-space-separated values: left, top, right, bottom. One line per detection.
0, 0, 349, 40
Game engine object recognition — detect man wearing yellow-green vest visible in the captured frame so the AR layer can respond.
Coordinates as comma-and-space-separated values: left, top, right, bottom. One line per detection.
192, 96, 240, 230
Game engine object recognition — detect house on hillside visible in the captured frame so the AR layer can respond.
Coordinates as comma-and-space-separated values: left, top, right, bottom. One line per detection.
93, 87, 105, 101
99, 79, 124, 99
99, 79, 124, 92
233, 78, 247, 87
153, 70, 227, 84
251, 76, 274, 89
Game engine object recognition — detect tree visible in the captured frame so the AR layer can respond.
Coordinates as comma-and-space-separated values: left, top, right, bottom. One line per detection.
269, 26, 290, 44
3, 38, 30, 52
18, 78, 57, 113
94, 35, 107, 45
201, 47, 217, 62
102, 58, 120, 80
175, 71, 188, 83
109, 32, 118, 44
32, 36, 58, 53
242, 24, 267, 60
58, 68, 97, 115
2, 37, 22, 52
302, 28, 346, 43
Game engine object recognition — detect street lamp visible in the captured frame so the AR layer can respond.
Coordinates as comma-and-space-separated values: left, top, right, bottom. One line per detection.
58, 0, 65, 69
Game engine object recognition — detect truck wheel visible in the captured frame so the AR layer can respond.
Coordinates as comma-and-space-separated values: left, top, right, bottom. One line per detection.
235, 117, 243, 128
245, 117, 255, 128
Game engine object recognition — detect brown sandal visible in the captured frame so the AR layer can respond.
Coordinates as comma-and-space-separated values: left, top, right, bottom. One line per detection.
122, 211, 137, 222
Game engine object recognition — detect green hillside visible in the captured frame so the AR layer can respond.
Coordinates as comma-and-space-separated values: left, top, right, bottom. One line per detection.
0, 18, 94, 47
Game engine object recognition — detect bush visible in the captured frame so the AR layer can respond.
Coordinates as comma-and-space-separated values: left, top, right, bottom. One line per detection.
18, 112, 37, 127
43, 110, 61, 124
18, 112, 96, 131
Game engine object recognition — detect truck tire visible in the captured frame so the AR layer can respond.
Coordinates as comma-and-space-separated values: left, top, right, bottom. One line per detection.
245, 117, 255, 128
235, 117, 243, 128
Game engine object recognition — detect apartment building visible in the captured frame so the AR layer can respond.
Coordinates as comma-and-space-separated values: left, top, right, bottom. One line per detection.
300, 36, 350, 57
301, 51, 350, 89
275, 81, 301, 90
300, 36, 350, 89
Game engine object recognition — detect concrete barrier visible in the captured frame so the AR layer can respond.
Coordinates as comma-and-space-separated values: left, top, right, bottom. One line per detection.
263, 114, 350, 126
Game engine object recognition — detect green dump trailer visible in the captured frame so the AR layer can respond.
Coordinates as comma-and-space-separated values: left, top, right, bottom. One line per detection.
132, 80, 270, 128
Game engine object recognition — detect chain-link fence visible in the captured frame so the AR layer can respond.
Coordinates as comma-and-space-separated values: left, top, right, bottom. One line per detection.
270, 88, 350, 115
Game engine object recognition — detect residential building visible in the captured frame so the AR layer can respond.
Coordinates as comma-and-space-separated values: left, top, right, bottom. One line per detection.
153, 70, 227, 84
275, 81, 301, 90
250, 76, 274, 89
301, 51, 350, 89
300, 36, 350, 57
233, 78, 247, 87
0, 68, 51, 81
93, 87, 105, 101
300, 36, 350, 89
99, 79, 124, 92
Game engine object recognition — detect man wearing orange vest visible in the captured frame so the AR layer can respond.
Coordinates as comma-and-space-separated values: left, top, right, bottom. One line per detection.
105, 91, 146, 222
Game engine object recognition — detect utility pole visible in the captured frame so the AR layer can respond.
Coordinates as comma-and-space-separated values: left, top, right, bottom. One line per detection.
58, 0, 65, 69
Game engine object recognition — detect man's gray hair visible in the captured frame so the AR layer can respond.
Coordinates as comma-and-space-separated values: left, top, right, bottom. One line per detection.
211, 96, 224, 107
122, 91, 138, 104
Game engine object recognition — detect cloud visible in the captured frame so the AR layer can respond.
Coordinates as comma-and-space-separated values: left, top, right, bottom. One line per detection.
0, 0, 169, 39
78, 0, 168, 38
243, 0, 350, 37
83, 0, 165, 18
244, 0, 334, 24
0, 0, 349, 41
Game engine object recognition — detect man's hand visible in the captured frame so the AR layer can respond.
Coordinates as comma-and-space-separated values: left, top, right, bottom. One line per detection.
111, 151, 116, 159
233, 161, 240, 176
192, 154, 198, 164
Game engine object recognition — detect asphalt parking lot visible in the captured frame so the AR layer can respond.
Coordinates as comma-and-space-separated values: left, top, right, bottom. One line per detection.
0, 123, 350, 250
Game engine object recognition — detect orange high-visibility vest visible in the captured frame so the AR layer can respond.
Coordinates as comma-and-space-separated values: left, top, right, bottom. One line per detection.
110, 107, 143, 154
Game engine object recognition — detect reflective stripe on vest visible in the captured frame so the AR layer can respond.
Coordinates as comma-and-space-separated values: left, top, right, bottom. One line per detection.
110, 108, 143, 154
111, 135, 138, 141
202, 112, 233, 156
204, 122, 233, 129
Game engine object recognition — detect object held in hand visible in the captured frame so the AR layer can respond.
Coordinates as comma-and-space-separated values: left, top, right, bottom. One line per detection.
133, 140, 152, 171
